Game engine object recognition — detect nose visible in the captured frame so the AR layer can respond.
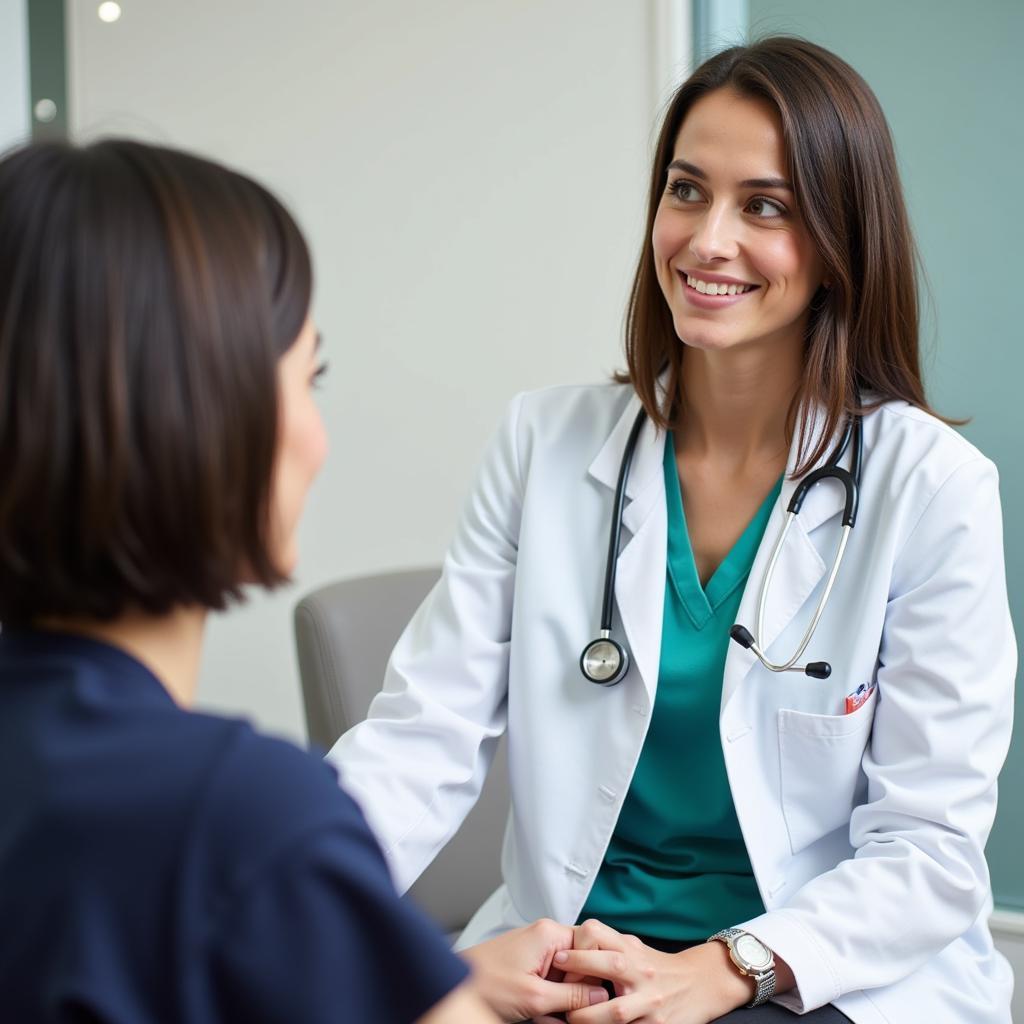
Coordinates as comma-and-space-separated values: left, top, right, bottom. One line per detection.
688, 204, 740, 263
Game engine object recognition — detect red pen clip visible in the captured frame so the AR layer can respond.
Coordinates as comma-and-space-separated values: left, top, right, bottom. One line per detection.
844, 683, 875, 715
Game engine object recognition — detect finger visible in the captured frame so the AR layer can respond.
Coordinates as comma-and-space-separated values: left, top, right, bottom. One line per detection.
566, 992, 647, 1024
554, 950, 631, 985
530, 977, 610, 1016
574, 919, 631, 953
559, 971, 601, 987
537, 925, 576, 979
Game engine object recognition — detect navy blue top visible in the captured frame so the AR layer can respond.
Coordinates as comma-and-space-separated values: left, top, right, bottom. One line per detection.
0, 629, 468, 1023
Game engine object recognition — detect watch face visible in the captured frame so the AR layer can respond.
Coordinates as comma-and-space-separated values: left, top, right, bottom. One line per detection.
735, 934, 772, 971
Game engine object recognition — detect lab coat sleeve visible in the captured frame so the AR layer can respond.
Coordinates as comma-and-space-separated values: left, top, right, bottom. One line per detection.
739, 456, 1017, 1013
326, 393, 525, 892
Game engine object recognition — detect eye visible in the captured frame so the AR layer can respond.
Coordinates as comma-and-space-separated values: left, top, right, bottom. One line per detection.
310, 361, 329, 389
746, 196, 787, 219
666, 178, 703, 203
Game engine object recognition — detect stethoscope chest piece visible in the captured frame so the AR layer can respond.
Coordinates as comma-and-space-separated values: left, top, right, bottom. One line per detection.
580, 632, 629, 686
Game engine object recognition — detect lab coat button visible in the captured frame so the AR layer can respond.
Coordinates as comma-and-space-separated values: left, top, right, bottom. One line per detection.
566, 861, 589, 879
598, 785, 617, 801
726, 725, 751, 743
631, 704, 647, 716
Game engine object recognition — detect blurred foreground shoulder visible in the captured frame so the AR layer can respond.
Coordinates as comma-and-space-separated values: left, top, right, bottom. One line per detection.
194, 721, 472, 1023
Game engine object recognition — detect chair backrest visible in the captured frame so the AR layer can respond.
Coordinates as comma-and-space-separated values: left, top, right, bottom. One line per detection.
293, 568, 509, 935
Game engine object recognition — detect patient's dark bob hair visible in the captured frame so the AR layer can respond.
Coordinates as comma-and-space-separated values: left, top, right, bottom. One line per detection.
0, 139, 312, 623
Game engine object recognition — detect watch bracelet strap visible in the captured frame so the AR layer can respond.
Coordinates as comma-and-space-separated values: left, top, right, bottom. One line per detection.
750, 969, 776, 1007
707, 928, 777, 1008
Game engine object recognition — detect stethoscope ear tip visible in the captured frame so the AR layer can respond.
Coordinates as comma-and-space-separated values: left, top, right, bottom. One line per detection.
805, 662, 832, 679
729, 624, 755, 649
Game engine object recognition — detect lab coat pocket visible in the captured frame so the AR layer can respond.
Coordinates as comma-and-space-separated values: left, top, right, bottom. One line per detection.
777, 686, 877, 855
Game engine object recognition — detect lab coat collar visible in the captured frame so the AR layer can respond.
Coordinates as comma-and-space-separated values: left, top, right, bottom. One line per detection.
778, 401, 848, 535
586, 379, 847, 537
586, 378, 666, 505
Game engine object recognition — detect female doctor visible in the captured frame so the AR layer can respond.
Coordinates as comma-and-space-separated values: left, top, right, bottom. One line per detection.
330, 37, 1017, 1024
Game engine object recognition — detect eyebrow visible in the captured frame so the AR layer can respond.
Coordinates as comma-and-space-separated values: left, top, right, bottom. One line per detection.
666, 159, 793, 191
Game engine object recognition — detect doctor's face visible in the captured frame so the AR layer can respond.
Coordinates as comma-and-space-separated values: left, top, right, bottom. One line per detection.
651, 87, 825, 356
267, 316, 329, 576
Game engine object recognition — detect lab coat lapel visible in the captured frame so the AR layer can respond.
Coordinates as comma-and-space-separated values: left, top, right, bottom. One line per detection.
721, 404, 847, 710
587, 391, 667, 704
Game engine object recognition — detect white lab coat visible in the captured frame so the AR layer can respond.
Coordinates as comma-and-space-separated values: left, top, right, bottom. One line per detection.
329, 381, 1017, 1023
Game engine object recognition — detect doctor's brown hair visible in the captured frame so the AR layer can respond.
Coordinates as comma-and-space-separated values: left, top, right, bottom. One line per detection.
0, 139, 312, 624
622, 36, 953, 473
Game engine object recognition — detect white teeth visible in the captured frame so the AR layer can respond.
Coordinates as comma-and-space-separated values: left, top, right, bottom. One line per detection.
685, 273, 752, 296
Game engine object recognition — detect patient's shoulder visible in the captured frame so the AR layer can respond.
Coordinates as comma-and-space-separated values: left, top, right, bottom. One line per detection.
188, 717, 375, 900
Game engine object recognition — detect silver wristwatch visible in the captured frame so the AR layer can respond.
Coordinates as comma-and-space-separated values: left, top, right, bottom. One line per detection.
707, 928, 776, 1007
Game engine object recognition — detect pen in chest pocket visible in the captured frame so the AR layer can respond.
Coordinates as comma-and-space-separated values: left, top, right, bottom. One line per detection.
845, 683, 875, 715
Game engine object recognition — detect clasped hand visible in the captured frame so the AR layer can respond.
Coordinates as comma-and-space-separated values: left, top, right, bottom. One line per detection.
465, 918, 754, 1024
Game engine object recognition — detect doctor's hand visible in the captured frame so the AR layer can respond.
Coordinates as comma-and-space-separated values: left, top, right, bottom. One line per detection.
555, 919, 760, 1024
462, 918, 610, 1023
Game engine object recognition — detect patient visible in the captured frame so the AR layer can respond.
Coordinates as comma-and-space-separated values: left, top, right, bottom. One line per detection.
0, 139, 607, 1023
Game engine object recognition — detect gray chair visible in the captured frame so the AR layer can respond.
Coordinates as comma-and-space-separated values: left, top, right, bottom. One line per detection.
293, 567, 510, 935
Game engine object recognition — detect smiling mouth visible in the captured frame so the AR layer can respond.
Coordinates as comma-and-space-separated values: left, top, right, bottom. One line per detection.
682, 272, 758, 296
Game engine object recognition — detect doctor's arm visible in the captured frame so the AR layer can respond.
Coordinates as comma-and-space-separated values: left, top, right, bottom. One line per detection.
326, 394, 526, 892
735, 455, 1016, 1012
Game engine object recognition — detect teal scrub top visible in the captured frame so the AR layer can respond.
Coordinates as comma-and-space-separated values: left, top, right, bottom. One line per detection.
579, 433, 782, 941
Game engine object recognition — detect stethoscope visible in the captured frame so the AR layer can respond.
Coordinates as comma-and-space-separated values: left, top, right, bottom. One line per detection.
579, 406, 863, 686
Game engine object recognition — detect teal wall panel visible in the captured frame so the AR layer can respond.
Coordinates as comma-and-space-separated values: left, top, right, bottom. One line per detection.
734, 0, 1024, 911
27, 0, 67, 138
693, 0, 750, 61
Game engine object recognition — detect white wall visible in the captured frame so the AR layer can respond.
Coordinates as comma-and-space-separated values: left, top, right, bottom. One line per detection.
0, 0, 30, 151
68, 0, 680, 741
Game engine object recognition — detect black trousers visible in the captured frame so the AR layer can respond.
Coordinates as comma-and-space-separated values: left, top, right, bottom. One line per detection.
710, 1004, 850, 1022
539, 993, 851, 1023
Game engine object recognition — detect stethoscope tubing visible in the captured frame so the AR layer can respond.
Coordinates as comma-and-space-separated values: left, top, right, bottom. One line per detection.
597, 408, 648, 633
582, 401, 864, 685
751, 514, 852, 673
